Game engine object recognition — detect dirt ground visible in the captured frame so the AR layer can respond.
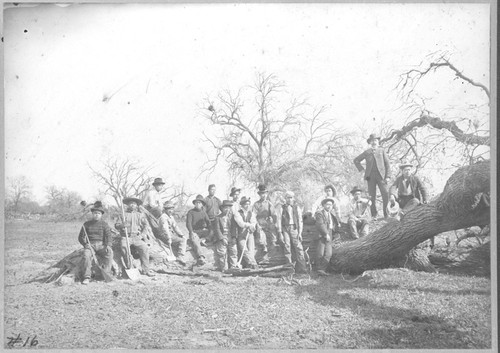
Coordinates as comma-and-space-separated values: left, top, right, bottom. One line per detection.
3, 220, 493, 349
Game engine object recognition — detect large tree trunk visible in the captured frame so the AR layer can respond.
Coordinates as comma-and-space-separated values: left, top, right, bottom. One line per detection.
329, 161, 490, 274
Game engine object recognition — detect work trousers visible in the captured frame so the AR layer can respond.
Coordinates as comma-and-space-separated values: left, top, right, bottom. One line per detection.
190, 229, 208, 260
120, 235, 149, 272
82, 242, 113, 279
316, 236, 335, 271
169, 234, 188, 262
282, 226, 307, 273
214, 236, 238, 271
348, 216, 369, 239
257, 220, 278, 247
367, 171, 389, 218
398, 196, 420, 211
237, 230, 257, 268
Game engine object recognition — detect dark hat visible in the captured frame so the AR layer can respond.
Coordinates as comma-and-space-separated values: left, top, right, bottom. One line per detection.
350, 186, 363, 195
321, 198, 335, 206
324, 184, 337, 197
90, 200, 105, 214
239, 196, 251, 206
367, 134, 381, 144
192, 194, 206, 206
257, 184, 268, 194
123, 197, 143, 206
221, 200, 234, 208
229, 187, 241, 197
399, 162, 414, 169
163, 201, 175, 209
152, 177, 165, 185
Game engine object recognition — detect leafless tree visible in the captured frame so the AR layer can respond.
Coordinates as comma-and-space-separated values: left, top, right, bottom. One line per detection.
384, 53, 490, 171
6, 175, 33, 213
88, 156, 191, 210
201, 72, 357, 203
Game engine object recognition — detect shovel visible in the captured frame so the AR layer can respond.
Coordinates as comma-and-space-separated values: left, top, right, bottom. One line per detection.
82, 226, 114, 283
120, 200, 141, 281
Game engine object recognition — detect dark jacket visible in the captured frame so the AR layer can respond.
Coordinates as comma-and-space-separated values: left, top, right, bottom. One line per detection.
186, 208, 211, 234
214, 213, 234, 241
204, 195, 222, 220
315, 210, 340, 238
354, 147, 391, 180
390, 175, 428, 202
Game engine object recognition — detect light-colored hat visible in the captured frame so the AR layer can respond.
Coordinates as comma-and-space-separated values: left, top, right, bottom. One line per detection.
399, 161, 414, 169
321, 198, 335, 206
285, 191, 295, 198
387, 200, 400, 217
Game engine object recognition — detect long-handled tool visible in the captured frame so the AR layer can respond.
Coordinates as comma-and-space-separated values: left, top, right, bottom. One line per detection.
119, 198, 141, 281
82, 226, 114, 282
236, 230, 251, 267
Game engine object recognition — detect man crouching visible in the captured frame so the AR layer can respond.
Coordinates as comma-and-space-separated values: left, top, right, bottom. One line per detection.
159, 201, 188, 265
78, 201, 113, 285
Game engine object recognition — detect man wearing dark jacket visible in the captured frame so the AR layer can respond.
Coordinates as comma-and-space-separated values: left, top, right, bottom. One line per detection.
314, 198, 341, 276
353, 133, 391, 218
389, 162, 428, 214
78, 201, 113, 285
205, 184, 222, 244
186, 195, 211, 265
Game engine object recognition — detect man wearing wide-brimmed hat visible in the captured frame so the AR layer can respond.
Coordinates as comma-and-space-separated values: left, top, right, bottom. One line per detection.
214, 200, 238, 271
252, 184, 277, 251
353, 133, 391, 219
276, 191, 307, 274
347, 186, 371, 239
389, 162, 428, 215
159, 201, 187, 265
115, 197, 154, 277
234, 196, 259, 269
78, 201, 114, 284
143, 177, 167, 218
314, 198, 341, 276
311, 184, 342, 221
186, 194, 211, 266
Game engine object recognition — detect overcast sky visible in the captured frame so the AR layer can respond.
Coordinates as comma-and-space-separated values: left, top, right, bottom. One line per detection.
3, 3, 490, 204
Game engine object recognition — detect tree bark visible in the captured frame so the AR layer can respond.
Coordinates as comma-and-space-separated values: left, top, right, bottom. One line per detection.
329, 161, 490, 274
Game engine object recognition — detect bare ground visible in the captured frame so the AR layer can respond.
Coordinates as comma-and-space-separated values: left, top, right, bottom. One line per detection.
3, 220, 492, 349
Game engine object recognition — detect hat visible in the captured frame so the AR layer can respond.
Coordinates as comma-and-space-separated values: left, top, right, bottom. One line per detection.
387, 200, 400, 217
285, 191, 295, 198
257, 184, 268, 194
399, 161, 414, 169
366, 134, 381, 144
239, 196, 251, 206
90, 200, 105, 214
163, 201, 175, 209
123, 197, 143, 206
152, 177, 165, 185
229, 187, 241, 197
324, 184, 337, 197
192, 194, 206, 206
321, 198, 335, 206
350, 186, 363, 195
221, 200, 234, 208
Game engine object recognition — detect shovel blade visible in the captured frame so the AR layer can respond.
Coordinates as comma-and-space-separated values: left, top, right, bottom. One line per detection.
165, 247, 176, 262
124, 268, 141, 281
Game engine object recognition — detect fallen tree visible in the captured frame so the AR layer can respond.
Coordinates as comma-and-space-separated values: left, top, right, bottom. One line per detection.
329, 161, 490, 274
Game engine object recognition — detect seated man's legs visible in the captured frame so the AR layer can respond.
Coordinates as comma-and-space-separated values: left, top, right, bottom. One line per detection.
94, 243, 113, 272
129, 236, 150, 273
348, 215, 360, 239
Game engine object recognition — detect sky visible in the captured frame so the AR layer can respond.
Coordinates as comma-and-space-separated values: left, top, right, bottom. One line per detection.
3, 2, 491, 204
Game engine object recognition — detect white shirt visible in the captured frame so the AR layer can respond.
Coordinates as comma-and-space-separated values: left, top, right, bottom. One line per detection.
143, 189, 168, 209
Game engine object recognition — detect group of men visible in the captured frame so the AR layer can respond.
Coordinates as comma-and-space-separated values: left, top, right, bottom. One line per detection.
78, 133, 429, 283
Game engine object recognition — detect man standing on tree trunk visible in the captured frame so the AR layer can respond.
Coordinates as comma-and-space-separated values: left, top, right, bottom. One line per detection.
276, 191, 307, 274
314, 198, 341, 276
353, 133, 391, 219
